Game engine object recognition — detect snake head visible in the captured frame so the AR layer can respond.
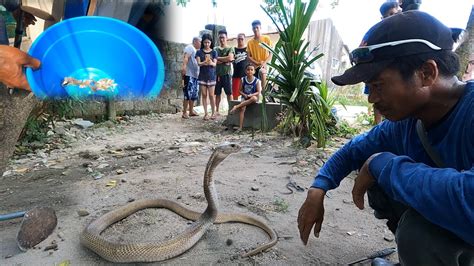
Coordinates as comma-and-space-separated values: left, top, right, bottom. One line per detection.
214, 142, 242, 159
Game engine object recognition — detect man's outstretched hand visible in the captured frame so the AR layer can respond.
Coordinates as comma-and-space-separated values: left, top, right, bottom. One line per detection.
352, 153, 380, 210
297, 187, 325, 245
0, 45, 41, 91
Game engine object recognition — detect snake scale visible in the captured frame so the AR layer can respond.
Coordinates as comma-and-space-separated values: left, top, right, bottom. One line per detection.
80, 143, 277, 263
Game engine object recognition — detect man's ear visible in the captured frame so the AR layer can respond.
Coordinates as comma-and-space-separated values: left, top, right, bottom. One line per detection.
419, 60, 439, 87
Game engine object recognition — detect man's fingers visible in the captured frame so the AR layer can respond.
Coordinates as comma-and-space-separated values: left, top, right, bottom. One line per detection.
352, 186, 365, 210
21, 55, 41, 69
297, 206, 311, 245
18, 75, 31, 91
313, 221, 322, 238
299, 223, 311, 245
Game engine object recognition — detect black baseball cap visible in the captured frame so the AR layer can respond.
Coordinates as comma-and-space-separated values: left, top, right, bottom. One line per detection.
332, 11, 454, 86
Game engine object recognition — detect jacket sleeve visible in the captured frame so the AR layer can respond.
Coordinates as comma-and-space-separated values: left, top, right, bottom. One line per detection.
370, 152, 474, 246
312, 121, 402, 191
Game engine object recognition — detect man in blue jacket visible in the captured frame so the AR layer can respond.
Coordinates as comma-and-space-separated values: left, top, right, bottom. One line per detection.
297, 11, 474, 265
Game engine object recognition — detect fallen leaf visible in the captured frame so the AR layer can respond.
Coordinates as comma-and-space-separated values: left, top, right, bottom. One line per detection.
106, 180, 117, 187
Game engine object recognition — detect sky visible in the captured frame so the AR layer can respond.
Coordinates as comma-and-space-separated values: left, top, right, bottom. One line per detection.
164, 0, 473, 50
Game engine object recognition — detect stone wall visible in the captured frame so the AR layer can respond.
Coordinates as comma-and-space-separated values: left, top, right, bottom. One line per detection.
66, 40, 187, 120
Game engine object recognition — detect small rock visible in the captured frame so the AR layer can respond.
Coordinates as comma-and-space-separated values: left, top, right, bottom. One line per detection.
97, 163, 109, 169
342, 199, 353, 204
79, 151, 100, 160
73, 119, 94, 129
251, 186, 260, 191
177, 195, 182, 200
44, 243, 58, 251
55, 128, 66, 136
2, 170, 13, 177
128, 198, 135, 202
226, 239, 233, 246
120, 178, 127, 183
346, 231, 357, 236
191, 193, 203, 200
384, 235, 395, 242
140, 154, 151, 160
143, 179, 152, 183
86, 167, 93, 173
237, 201, 247, 207
125, 145, 146, 151
116, 169, 124, 175
57, 232, 65, 240
297, 160, 308, 166
289, 167, 299, 175
37, 151, 48, 159
82, 162, 92, 168
93, 173, 104, 180
5, 254, 13, 259
77, 209, 89, 217
46, 130, 55, 137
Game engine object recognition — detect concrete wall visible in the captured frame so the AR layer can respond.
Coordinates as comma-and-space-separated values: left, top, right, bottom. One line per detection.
225, 101, 283, 130
68, 40, 187, 120
307, 19, 350, 88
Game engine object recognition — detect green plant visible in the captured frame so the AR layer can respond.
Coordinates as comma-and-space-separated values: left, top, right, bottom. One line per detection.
273, 197, 289, 213
356, 111, 375, 126
333, 120, 360, 138
262, 0, 336, 147
18, 99, 85, 144
21, 115, 48, 143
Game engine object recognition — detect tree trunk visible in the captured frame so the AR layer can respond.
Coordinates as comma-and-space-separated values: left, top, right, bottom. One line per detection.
0, 86, 39, 174
456, 5, 474, 80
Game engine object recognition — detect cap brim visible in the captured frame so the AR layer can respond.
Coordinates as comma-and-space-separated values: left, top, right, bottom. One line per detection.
331, 59, 393, 86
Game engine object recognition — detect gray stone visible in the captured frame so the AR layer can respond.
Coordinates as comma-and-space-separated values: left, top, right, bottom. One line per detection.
225, 101, 284, 130
73, 119, 94, 129
251, 186, 260, 191
77, 209, 89, 216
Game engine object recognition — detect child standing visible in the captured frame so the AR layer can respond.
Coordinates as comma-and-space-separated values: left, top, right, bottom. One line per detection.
229, 64, 262, 131
195, 33, 218, 120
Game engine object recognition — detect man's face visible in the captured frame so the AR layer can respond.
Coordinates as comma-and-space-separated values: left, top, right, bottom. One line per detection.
383, 7, 400, 18
218, 33, 227, 46
193, 39, 201, 49
366, 68, 427, 121
252, 24, 261, 37
237, 35, 245, 46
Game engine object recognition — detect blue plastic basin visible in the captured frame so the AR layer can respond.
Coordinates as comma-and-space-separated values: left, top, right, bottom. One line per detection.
26, 16, 165, 100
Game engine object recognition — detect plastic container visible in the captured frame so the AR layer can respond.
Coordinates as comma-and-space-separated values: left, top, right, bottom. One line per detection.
26, 16, 165, 100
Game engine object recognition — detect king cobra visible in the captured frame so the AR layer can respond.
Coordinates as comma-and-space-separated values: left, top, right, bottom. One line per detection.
80, 143, 277, 262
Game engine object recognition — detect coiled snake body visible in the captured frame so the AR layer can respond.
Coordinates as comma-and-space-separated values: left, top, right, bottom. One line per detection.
80, 143, 277, 262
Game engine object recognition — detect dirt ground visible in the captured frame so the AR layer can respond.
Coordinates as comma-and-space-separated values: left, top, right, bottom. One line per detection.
0, 112, 397, 265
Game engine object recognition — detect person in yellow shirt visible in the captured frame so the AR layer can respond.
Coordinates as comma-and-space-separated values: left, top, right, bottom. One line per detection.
247, 20, 272, 90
